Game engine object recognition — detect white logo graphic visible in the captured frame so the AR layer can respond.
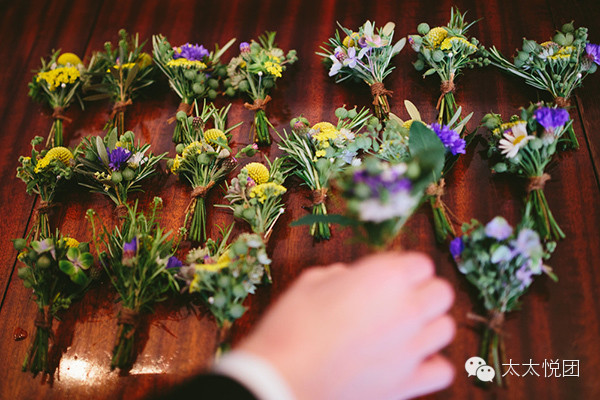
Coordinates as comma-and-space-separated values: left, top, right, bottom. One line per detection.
465, 356, 495, 382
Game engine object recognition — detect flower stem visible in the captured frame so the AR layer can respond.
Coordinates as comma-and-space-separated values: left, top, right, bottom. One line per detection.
111, 323, 136, 370
253, 109, 271, 145
310, 203, 331, 240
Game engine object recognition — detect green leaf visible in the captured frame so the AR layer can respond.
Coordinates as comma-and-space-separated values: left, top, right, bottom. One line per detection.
67, 247, 80, 261
79, 252, 94, 269
59, 260, 77, 276
96, 136, 109, 166
70, 270, 88, 286
392, 37, 406, 55
291, 214, 358, 227
404, 100, 421, 121
408, 121, 445, 178
422, 68, 436, 77
106, 128, 118, 151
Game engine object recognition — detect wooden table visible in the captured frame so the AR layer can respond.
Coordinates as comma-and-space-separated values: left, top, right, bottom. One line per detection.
1, 0, 599, 398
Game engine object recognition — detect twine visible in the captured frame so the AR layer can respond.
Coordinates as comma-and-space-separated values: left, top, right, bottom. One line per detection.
110, 99, 133, 119
370, 82, 393, 106
311, 187, 328, 206
555, 97, 570, 108
167, 101, 194, 124
32, 200, 56, 229
436, 73, 456, 110
468, 310, 505, 335
34, 306, 53, 330
425, 179, 446, 208
184, 182, 216, 232
527, 173, 551, 193
117, 307, 140, 339
114, 204, 128, 219
244, 95, 272, 112
52, 106, 72, 123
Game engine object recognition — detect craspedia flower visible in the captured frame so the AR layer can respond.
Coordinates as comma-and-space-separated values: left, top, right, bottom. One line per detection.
425, 27, 448, 48
203, 128, 227, 146
62, 237, 80, 248
243, 162, 270, 184
46, 146, 74, 164
57, 52, 83, 66
342, 32, 361, 47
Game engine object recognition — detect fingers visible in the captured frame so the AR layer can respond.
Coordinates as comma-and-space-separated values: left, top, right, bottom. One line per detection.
406, 278, 454, 325
409, 315, 456, 362
397, 354, 455, 400
353, 251, 435, 289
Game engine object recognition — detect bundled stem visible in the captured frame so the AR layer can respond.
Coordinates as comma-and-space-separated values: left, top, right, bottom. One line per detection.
437, 74, 457, 125
22, 305, 53, 374
309, 188, 331, 240
370, 82, 393, 121
244, 96, 272, 145
472, 311, 505, 386
184, 182, 215, 242
525, 184, 565, 240
111, 306, 139, 370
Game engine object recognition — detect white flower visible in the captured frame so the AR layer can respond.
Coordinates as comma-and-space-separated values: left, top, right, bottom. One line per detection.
498, 123, 533, 158
351, 157, 362, 167
128, 150, 148, 168
358, 191, 419, 222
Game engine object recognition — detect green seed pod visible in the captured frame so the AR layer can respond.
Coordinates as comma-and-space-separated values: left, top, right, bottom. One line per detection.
17, 267, 30, 280
197, 153, 211, 165
406, 162, 421, 179
263, 77, 274, 89
218, 276, 230, 288
347, 108, 358, 119
175, 143, 185, 154
122, 168, 135, 181
213, 293, 226, 308
432, 50, 444, 62
176, 110, 188, 121
216, 65, 227, 77
225, 87, 236, 97
184, 70, 196, 80
208, 79, 219, 90
553, 32, 567, 46
517, 51, 529, 61
13, 238, 27, 251
335, 107, 348, 119
229, 304, 246, 318
111, 171, 123, 184
564, 32, 574, 45
192, 83, 205, 94
562, 22, 575, 33
223, 78, 232, 87
238, 80, 250, 92
196, 74, 206, 84
290, 118, 299, 128
522, 39, 537, 53
417, 22, 430, 35
208, 89, 218, 100
232, 285, 246, 298
413, 58, 425, 71
493, 163, 507, 173
368, 116, 380, 126
529, 138, 543, 150
37, 255, 52, 269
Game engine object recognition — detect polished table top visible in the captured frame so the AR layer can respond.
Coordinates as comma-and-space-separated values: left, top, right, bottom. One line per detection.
1, 0, 600, 398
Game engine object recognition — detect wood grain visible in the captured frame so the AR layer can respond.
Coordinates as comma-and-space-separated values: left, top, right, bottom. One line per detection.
0, 0, 599, 398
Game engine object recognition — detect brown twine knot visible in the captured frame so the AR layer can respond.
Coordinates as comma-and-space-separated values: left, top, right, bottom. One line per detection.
244, 95, 272, 112
114, 204, 128, 219
555, 97, 570, 108
527, 173, 551, 193
167, 101, 194, 124
52, 106, 73, 123
468, 310, 505, 335
191, 182, 216, 199
34, 306, 53, 330
110, 99, 133, 119
436, 74, 456, 109
311, 187, 328, 206
36, 200, 55, 215
118, 307, 140, 339
426, 179, 446, 208
370, 82, 393, 105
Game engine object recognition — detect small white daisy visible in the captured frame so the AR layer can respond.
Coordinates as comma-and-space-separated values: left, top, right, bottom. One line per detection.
498, 123, 533, 158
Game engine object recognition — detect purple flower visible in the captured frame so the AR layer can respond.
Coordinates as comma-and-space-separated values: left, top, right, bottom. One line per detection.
353, 167, 411, 197
166, 256, 183, 269
534, 107, 570, 130
449, 237, 464, 258
108, 147, 131, 171
516, 265, 534, 289
123, 238, 137, 254
513, 228, 543, 259
173, 43, 209, 61
586, 43, 600, 65
430, 123, 466, 155
485, 216, 513, 241
345, 47, 358, 68
240, 42, 250, 53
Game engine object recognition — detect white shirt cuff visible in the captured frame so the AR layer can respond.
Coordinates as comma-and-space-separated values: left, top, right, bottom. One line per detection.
213, 350, 296, 400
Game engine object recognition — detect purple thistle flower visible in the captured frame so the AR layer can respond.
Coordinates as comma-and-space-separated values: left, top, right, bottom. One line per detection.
240, 42, 251, 53
586, 43, 600, 65
166, 256, 183, 269
430, 123, 466, 155
534, 107, 570, 130
108, 147, 131, 171
174, 43, 209, 61
485, 216, 513, 241
449, 237, 464, 259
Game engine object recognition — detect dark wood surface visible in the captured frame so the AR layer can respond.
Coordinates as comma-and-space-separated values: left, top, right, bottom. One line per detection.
1, 0, 599, 398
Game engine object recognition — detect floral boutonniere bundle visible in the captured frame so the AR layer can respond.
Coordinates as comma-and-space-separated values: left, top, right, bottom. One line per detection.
87, 198, 180, 370
28, 50, 85, 147
167, 105, 256, 242
450, 216, 556, 385
75, 128, 164, 217
318, 21, 406, 121
278, 106, 372, 240
485, 22, 598, 149
409, 8, 484, 124
221, 158, 288, 245
13, 234, 92, 374
152, 35, 236, 143
226, 32, 297, 145
177, 225, 271, 355
16, 137, 76, 240
85, 29, 154, 135
482, 103, 572, 240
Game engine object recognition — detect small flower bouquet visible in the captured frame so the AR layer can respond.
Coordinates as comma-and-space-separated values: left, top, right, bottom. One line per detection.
28, 50, 85, 147
482, 103, 572, 240
409, 8, 483, 124
152, 35, 236, 143
16, 137, 76, 240
13, 234, 92, 374
75, 128, 165, 217
450, 216, 556, 385
167, 105, 256, 242
85, 29, 154, 135
372, 101, 472, 242
87, 198, 180, 370
486, 22, 598, 149
177, 225, 271, 355
318, 21, 406, 121
221, 158, 288, 243
226, 32, 297, 145
278, 106, 372, 240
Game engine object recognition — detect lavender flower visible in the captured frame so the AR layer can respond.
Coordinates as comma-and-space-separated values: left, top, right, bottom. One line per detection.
515, 264, 534, 289
449, 237, 464, 258
166, 256, 183, 269
485, 216, 513, 240
122, 237, 138, 267
513, 228, 543, 259
108, 147, 131, 171
174, 43, 209, 61
586, 43, 600, 65
430, 123, 466, 155
534, 107, 569, 130
240, 42, 250, 53
353, 167, 412, 197
345, 47, 358, 68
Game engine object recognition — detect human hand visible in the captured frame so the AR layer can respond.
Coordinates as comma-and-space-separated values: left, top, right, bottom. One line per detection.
236, 252, 456, 400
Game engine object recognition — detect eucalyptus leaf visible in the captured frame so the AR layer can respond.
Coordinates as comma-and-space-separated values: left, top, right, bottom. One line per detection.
96, 136, 109, 166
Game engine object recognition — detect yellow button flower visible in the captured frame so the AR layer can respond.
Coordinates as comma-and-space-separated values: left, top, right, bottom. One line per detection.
204, 129, 228, 146
57, 52, 83, 66
243, 162, 270, 184
425, 27, 448, 48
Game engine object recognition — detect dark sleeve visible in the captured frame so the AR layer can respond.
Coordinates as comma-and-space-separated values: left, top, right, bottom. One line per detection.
150, 373, 258, 400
